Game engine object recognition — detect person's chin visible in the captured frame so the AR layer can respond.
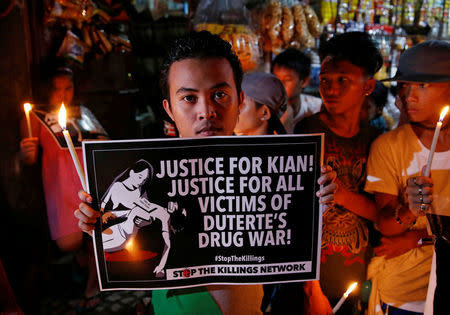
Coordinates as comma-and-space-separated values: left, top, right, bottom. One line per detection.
196, 128, 224, 137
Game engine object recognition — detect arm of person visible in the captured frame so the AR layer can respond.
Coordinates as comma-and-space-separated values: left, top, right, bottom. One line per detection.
374, 228, 429, 259
374, 192, 418, 236
154, 231, 170, 277
335, 180, 377, 221
303, 281, 332, 315
19, 117, 39, 165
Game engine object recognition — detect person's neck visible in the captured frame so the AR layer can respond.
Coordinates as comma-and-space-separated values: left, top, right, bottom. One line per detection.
289, 95, 301, 117
411, 122, 450, 152
122, 178, 135, 190
320, 110, 361, 138
235, 123, 269, 136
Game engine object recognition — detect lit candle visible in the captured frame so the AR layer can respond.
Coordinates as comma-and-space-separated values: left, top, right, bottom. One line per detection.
58, 103, 87, 191
23, 102, 33, 137
423, 105, 449, 177
332, 282, 357, 314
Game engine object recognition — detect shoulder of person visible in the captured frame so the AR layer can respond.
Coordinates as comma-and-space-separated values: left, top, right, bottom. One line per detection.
293, 112, 321, 134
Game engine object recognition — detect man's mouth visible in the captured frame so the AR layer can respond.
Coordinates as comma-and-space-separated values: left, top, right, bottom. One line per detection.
196, 125, 222, 136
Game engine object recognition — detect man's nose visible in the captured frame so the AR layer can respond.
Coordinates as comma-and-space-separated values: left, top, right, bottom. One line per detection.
323, 81, 339, 96
198, 98, 217, 120
404, 85, 417, 103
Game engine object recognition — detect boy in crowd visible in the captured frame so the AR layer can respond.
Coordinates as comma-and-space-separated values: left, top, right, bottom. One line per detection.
365, 40, 450, 315
74, 31, 337, 314
272, 48, 322, 133
294, 32, 382, 314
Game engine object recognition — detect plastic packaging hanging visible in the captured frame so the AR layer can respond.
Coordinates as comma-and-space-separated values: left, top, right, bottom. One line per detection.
194, 0, 261, 71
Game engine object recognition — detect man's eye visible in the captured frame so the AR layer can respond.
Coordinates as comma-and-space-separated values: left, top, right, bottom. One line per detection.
214, 91, 227, 99
338, 77, 348, 83
183, 95, 197, 103
419, 83, 428, 88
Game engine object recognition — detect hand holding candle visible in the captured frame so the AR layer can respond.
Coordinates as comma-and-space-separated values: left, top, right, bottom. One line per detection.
332, 282, 357, 314
58, 103, 87, 191
23, 102, 33, 138
423, 105, 449, 177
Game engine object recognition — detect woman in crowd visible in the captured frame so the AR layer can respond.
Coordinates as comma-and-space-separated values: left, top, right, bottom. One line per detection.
234, 72, 287, 136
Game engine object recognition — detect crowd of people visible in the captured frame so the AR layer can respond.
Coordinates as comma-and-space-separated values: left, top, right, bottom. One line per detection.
3, 28, 448, 315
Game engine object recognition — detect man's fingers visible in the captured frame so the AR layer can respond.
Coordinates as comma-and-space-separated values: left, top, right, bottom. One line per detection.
318, 167, 336, 185
316, 182, 337, 197
78, 202, 100, 219
407, 176, 433, 187
78, 190, 93, 203
74, 208, 98, 223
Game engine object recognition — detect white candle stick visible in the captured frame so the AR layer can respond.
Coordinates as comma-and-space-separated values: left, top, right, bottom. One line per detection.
24, 103, 33, 138
58, 103, 87, 191
332, 282, 357, 314
423, 106, 449, 177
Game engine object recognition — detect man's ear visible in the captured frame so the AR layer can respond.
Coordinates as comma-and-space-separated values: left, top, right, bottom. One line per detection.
163, 99, 175, 121
238, 91, 245, 114
238, 91, 245, 111
364, 78, 377, 96
301, 76, 310, 89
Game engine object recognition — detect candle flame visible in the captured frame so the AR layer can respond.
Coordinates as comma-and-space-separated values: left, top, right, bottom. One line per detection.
24, 103, 32, 113
58, 103, 67, 130
439, 106, 449, 122
344, 282, 358, 298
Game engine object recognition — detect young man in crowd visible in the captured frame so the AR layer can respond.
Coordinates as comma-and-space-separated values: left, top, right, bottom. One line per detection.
74, 31, 337, 314
365, 40, 450, 315
294, 32, 382, 314
272, 48, 322, 133
234, 72, 287, 136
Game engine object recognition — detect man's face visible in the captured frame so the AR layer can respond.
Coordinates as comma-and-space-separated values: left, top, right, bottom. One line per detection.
272, 65, 305, 103
163, 57, 242, 138
49, 75, 74, 107
319, 57, 374, 116
400, 82, 450, 126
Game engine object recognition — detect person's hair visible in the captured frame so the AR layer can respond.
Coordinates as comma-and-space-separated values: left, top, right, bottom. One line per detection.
271, 48, 312, 80
159, 31, 243, 101
370, 81, 388, 113
101, 159, 154, 203
169, 208, 187, 233
319, 32, 383, 77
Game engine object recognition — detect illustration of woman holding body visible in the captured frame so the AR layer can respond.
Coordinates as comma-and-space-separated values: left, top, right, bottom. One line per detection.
100, 159, 185, 277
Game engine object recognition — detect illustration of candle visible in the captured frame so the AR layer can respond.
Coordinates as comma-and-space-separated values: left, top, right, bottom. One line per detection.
58, 103, 87, 191
332, 282, 357, 314
24, 102, 33, 137
423, 105, 449, 177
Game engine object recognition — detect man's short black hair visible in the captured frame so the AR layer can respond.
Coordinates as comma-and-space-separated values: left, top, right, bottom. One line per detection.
271, 48, 312, 80
319, 32, 383, 77
160, 31, 243, 101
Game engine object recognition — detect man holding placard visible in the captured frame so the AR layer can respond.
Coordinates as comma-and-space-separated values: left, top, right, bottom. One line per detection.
365, 40, 450, 315
75, 31, 337, 314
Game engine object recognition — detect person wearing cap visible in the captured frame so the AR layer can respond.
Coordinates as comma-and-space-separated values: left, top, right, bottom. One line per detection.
234, 72, 287, 136
364, 40, 450, 315
292, 32, 382, 315
272, 48, 323, 134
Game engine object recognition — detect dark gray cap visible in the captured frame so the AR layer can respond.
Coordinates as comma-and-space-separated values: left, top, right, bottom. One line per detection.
242, 72, 288, 118
383, 40, 450, 83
